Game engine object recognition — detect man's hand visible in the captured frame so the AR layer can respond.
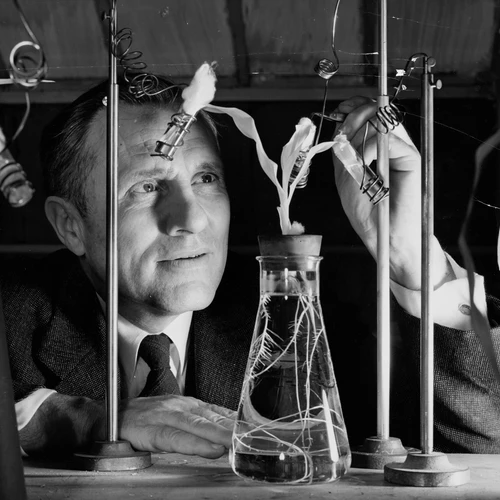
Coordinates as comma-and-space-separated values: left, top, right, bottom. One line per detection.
116, 395, 235, 458
20, 392, 236, 459
332, 96, 452, 290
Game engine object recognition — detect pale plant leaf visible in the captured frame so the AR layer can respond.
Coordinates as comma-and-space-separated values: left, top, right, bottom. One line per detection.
280, 118, 315, 189
205, 103, 334, 235
276, 206, 291, 234
204, 104, 284, 198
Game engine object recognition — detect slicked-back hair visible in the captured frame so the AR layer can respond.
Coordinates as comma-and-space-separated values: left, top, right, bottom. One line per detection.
40, 75, 219, 218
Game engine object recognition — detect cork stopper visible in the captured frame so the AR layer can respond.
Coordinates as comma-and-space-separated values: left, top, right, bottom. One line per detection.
258, 234, 322, 256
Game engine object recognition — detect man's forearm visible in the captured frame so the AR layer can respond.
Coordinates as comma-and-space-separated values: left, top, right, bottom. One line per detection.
19, 393, 105, 456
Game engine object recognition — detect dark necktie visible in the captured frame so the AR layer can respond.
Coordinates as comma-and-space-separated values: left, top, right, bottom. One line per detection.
138, 333, 180, 396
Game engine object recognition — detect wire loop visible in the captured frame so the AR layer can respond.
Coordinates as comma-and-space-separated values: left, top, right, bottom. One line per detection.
9, 40, 47, 89
314, 57, 339, 81
9, 0, 47, 90
112, 27, 184, 98
372, 102, 406, 134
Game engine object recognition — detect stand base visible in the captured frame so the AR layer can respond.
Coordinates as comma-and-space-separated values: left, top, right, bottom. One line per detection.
384, 451, 470, 487
73, 441, 152, 471
351, 436, 417, 469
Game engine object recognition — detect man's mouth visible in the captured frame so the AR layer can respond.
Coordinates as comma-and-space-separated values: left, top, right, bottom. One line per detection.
159, 250, 210, 262
175, 253, 206, 260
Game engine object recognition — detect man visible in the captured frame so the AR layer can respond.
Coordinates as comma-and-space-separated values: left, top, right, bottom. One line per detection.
5, 77, 252, 458
3, 77, 494, 458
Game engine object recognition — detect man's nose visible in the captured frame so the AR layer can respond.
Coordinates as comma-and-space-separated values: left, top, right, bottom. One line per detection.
160, 188, 209, 236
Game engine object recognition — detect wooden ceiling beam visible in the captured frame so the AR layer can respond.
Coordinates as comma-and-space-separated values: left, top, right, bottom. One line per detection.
0, 74, 489, 104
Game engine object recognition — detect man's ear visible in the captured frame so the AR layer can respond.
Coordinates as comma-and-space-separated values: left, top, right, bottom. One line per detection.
45, 196, 86, 256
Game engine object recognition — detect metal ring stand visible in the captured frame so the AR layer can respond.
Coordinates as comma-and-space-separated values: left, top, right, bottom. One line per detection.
73, 2, 151, 471
384, 56, 469, 487
351, 0, 413, 469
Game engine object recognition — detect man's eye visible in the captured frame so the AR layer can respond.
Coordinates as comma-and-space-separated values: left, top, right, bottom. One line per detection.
131, 181, 158, 193
199, 173, 218, 184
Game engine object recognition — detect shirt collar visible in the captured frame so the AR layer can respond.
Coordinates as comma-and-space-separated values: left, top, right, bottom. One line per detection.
117, 311, 192, 386
96, 295, 192, 387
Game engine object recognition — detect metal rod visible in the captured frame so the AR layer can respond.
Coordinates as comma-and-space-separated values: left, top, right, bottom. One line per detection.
420, 57, 435, 454
106, 1, 119, 443
376, 0, 391, 440
379, 0, 388, 96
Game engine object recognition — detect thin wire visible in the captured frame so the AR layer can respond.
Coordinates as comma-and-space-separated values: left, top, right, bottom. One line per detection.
314, 0, 342, 144
315, 80, 329, 146
113, 27, 186, 97
360, 123, 369, 189
12, 0, 41, 45
2, 0, 44, 155
474, 198, 500, 210
331, 0, 341, 55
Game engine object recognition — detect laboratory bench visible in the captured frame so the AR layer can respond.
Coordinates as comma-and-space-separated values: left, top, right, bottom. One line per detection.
24, 453, 500, 499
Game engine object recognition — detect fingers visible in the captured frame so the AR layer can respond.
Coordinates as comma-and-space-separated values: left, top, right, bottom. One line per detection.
161, 406, 234, 447
335, 96, 374, 114
190, 404, 237, 432
157, 428, 227, 459
119, 395, 237, 456
353, 132, 420, 172
334, 97, 377, 143
332, 96, 416, 150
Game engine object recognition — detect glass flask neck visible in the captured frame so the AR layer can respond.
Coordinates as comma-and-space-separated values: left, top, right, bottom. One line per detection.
256, 256, 322, 297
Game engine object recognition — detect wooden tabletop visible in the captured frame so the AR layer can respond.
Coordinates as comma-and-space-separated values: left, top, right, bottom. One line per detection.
24, 453, 500, 499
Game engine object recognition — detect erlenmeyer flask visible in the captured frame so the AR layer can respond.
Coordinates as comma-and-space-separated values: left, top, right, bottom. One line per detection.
230, 235, 351, 484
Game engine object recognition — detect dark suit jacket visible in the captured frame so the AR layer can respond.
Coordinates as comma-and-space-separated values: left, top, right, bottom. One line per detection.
2, 249, 256, 411
393, 288, 500, 454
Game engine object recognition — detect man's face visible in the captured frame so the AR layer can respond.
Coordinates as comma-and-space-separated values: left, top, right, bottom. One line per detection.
80, 104, 230, 325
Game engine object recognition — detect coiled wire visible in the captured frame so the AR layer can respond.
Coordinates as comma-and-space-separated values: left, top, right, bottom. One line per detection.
2, 0, 48, 153
0, 0, 44, 206
373, 102, 405, 134
289, 0, 341, 189
370, 52, 428, 134
9, 0, 48, 90
112, 27, 184, 98
312, 0, 341, 146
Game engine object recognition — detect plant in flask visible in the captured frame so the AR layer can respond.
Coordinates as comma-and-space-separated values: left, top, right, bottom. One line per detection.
204, 104, 351, 483
175, 62, 351, 484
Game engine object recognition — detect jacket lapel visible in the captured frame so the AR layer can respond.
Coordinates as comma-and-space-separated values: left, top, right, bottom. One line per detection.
36, 251, 122, 399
